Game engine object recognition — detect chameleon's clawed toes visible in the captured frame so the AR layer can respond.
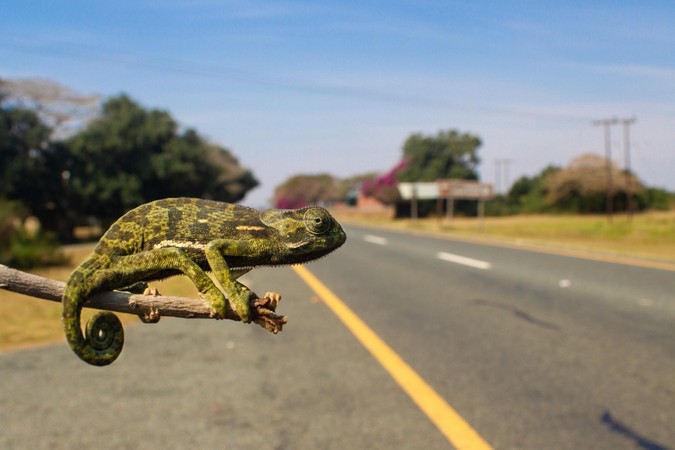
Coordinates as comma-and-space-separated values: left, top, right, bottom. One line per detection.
199, 293, 227, 320
143, 286, 161, 296
139, 305, 161, 323
210, 305, 227, 320
262, 291, 282, 310
251, 292, 286, 333
209, 309, 227, 320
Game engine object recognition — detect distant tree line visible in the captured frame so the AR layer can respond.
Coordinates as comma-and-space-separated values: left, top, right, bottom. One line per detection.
498, 154, 672, 215
273, 129, 672, 217
1, 83, 258, 266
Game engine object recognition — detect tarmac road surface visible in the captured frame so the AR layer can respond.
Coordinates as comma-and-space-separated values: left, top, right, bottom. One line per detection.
1, 224, 673, 449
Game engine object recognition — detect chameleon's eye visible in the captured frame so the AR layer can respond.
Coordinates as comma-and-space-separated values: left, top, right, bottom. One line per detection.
304, 208, 331, 235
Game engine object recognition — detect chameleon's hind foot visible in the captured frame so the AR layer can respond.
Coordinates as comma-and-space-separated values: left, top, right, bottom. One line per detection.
143, 286, 160, 296
121, 281, 149, 294
139, 305, 161, 324
201, 288, 228, 320
136, 287, 161, 323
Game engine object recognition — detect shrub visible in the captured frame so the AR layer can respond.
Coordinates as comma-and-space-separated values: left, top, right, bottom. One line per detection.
0, 199, 67, 269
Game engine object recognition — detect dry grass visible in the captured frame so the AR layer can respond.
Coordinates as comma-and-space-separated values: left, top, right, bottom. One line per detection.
334, 209, 675, 263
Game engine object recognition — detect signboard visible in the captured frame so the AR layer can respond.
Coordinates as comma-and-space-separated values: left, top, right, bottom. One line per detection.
398, 181, 495, 200
397, 182, 439, 200
398, 180, 495, 223
437, 180, 494, 200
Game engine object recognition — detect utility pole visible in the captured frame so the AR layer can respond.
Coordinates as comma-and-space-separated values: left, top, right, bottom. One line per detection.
592, 118, 618, 222
495, 160, 501, 194
620, 117, 637, 219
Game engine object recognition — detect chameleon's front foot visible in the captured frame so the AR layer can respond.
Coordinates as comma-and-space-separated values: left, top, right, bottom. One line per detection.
228, 290, 257, 323
252, 292, 287, 334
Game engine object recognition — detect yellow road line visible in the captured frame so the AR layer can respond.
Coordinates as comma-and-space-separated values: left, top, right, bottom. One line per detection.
292, 265, 493, 450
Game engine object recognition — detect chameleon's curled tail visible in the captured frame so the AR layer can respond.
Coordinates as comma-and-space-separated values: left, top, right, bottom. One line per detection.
63, 283, 124, 366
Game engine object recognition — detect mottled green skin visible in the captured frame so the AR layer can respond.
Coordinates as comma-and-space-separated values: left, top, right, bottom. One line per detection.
62, 198, 347, 366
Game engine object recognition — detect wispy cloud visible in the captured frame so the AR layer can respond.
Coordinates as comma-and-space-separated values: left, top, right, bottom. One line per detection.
560, 60, 675, 91
147, 0, 333, 20
591, 63, 675, 81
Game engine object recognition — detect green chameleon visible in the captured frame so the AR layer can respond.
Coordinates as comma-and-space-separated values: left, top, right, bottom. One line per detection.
62, 198, 347, 366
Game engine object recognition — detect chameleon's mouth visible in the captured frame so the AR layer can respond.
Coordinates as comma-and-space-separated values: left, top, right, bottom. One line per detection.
286, 240, 309, 249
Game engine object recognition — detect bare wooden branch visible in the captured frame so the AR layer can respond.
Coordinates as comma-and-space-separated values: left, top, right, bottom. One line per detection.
0, 264, 287, 333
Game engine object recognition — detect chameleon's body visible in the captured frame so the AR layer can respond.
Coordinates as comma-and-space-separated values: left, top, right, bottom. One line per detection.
62, 198, 346, 366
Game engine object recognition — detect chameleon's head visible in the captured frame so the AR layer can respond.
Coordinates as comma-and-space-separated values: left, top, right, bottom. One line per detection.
260, 206, 347, 263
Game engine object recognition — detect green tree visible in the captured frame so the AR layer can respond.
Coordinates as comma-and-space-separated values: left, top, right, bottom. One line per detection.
64, 95, 177, 220
0, 198, 65, 269
0, 93, 68, 226
397, 129, 481, 182
1, 95, 50, 198
63, 94, 258, 230
507, 165, 560, 213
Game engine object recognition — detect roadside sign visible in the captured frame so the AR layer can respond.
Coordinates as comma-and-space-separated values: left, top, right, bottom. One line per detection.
398, 182, 438, 200
436, 180, 494, 200
397, 180, 495, 224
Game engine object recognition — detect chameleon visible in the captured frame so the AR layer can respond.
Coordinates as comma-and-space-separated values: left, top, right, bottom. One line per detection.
62, 198, 347, 366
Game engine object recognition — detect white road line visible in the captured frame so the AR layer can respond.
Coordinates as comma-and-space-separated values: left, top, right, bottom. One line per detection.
436, 252, 492, 270
363, 234, 389, 245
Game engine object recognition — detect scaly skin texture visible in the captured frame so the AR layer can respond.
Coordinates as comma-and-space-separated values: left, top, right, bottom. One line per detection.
62, 198, 347, 366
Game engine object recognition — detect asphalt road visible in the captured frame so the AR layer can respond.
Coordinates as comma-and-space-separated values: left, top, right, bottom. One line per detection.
1, 224, 673, 449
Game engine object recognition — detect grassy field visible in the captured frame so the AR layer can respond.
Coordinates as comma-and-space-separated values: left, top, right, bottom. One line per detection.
334, 208, 675, 263
2, 209, 673, 351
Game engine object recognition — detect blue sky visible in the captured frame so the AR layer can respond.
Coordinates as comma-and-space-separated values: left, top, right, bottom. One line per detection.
3, 0, 674, 207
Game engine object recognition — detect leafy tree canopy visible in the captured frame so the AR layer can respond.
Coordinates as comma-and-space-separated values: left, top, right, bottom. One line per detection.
0, 95, 61, 220
63, 94, 258, 228
397, 129, 481, 182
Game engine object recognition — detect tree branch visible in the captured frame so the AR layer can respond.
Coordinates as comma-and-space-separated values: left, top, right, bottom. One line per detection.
0, 264, 287, 333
